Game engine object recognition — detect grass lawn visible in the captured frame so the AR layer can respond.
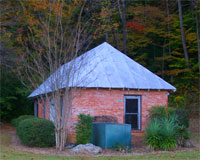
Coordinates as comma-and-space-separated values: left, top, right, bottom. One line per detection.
0, 133, 199, 160
1, 146, 199, 160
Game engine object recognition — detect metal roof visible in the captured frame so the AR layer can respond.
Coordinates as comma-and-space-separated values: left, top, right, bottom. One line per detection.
29, 42, 176, 97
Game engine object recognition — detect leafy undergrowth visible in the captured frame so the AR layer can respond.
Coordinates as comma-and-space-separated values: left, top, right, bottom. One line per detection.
191, 132, 200, 144
189, 118, 200, 144
0, 133, 200, 160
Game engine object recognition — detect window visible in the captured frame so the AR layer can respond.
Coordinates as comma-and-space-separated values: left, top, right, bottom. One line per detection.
124, 96, 141, 130
50, 97, 63, 123
50, 99, 55, 123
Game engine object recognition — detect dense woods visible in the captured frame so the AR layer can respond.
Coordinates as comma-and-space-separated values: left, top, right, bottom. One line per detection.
0, 0, 199, 120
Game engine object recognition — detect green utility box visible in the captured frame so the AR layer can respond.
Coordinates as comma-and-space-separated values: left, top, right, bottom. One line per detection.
91, 122, 131, 149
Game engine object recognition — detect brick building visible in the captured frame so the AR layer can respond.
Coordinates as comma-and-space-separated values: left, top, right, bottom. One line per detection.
29, 42, 176, 142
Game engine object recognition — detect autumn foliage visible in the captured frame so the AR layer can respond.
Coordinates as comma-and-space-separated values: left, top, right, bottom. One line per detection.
126, 21, 144, 31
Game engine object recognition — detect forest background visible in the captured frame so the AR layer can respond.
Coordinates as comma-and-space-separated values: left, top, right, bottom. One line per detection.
0, 0, 199, 122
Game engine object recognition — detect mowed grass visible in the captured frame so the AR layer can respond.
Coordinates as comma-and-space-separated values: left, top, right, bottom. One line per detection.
0, 133, 199, 160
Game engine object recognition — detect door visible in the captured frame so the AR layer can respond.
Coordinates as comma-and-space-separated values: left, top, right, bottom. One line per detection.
124, 96, 141, 130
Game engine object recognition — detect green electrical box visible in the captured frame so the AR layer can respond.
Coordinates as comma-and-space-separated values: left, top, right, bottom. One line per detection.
91, 123, 131, 149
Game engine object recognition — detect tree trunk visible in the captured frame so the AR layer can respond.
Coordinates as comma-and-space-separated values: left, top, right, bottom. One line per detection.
166, 0, 171, 56
121, 0, 127, 54
195, 0, 200, 102
112, 29, 119, 49
195, 1, 200, 73
177, 0, 190, 68
166, 0, 174, 81
105, 32, 108, 42
117, 0, 127, 54
55, 129, 66, 151
162, 43, 165, 79
144, 0, 147, 25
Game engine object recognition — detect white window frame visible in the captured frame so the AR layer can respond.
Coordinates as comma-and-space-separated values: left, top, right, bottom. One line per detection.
124, 95, 141, 130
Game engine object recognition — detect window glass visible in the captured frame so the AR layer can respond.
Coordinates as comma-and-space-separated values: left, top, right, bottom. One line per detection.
126, 99, 138, 113
125, 114, 138, 129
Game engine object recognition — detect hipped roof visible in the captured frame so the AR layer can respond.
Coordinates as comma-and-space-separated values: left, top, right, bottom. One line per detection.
29, 42, 176, 98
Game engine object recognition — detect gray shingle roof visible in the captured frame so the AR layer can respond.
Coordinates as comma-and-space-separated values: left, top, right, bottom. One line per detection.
29, 42, 176, 97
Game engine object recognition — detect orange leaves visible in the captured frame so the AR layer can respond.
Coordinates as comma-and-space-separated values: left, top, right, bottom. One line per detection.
126, 21, 144, 32
100, 8, 110, 18
52, 1, 63, 15
27, 0, 49, 11
11, 69, 16, 73
17, 28, 23, 33
155, 55, 173, 62
16, 36, 22, 43
73, 0, 82, 5
156, 68, 190, 76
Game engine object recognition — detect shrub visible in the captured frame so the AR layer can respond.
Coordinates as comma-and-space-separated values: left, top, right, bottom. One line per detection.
145, 115, 178, 150
17, 118, 55, 147
149, 106, 189, 127
75, 114, 93, 144
176, 125, 190, 146
173, 108, 189, 128
11, 115, 35, 127
148, 106, 175, 120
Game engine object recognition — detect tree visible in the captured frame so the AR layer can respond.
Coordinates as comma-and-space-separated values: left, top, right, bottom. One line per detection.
177, 0, 190, 68
14, 0, 96, 151
194, 0, 200, 101
166, 0, 171, 56
0, 67, 34, 122
117, 0, 127, 54
194, 0, 200, 74
0, 0, 34, 121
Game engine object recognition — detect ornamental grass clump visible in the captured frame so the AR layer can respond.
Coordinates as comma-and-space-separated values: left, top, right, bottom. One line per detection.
145, 115, 178, 150
145, 106, 190, 150
144, 119, 162, 150
159, 115, 178, 150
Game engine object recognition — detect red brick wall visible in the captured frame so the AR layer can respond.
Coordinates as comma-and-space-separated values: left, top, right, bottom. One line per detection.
38, 101, 44, 118
38, 100, 50, 120
37, 88, 168, 142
